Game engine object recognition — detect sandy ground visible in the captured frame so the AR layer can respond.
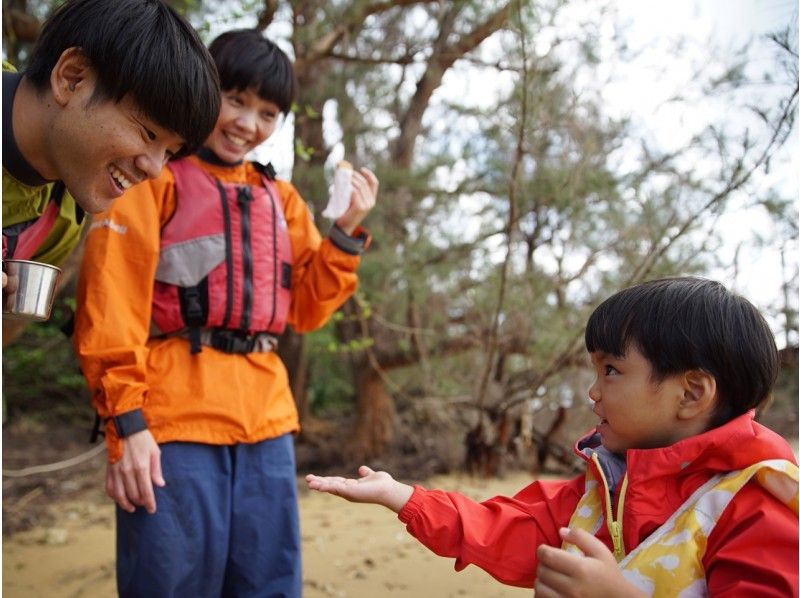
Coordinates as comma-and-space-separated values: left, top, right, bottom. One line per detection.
4, 471, 538, 598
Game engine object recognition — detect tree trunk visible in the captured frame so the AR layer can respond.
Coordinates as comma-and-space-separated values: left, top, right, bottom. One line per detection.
346, 359, 397, 460
278, 328, 310, 424
286, 0, 512, 459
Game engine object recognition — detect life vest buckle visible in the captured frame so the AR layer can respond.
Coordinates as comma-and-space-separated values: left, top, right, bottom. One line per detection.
207, 329, 277, 354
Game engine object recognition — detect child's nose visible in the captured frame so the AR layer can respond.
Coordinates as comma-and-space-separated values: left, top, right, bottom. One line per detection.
587, 381, 601, 403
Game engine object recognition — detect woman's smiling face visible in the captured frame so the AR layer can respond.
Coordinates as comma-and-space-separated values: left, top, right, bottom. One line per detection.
204, 88, 280, 163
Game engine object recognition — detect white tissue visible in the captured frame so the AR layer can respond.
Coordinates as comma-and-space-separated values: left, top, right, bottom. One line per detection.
322, 163, 353, 220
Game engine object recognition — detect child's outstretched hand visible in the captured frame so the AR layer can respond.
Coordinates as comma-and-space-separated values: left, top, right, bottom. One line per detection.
534, 528, 646, 598
305, 465, 413, 513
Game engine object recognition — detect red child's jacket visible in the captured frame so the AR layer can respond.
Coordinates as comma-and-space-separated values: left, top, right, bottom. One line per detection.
398, 411, 798, 596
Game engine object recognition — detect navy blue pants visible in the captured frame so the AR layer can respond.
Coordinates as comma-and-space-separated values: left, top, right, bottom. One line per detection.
116, 435, 301, 598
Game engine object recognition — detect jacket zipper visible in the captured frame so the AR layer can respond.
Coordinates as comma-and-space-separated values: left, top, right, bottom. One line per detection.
591, 452, 628, 561
237, 186, 254, 331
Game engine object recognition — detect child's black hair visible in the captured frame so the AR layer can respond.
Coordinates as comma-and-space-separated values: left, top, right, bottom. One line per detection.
585, 277, 779, 427
25, 0, 220, 156
208, 29, 298, 115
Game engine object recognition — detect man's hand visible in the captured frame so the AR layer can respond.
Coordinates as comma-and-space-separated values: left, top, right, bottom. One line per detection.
2, 270, 18, 293
334, 168, 379, 235
106, 430, 165, 514
306, 465, 413, 513
534, 528, 646, 598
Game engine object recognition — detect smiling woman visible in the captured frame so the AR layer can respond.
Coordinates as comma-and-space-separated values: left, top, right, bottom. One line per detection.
71, 27, 379, 598
206, 89, 282, 164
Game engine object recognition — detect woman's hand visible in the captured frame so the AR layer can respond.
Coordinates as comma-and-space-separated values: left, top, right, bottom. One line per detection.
334, 168, 379, 235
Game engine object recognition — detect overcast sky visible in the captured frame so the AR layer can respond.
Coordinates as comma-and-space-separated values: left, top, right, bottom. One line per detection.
252, 0, 798, 340
609, 0, 797, 338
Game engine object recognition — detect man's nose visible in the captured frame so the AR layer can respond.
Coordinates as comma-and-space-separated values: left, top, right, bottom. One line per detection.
135, 148, 168, 180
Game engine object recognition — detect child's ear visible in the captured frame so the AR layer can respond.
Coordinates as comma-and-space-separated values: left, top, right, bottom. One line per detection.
50, 47, 93, 106
677, 369, 717, 420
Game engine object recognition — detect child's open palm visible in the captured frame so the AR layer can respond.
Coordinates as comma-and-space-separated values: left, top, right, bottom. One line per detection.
306, 465, 413, 513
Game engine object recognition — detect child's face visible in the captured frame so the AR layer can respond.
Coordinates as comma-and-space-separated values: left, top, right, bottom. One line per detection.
204, 88, 281, 163
587, 346, 688, 454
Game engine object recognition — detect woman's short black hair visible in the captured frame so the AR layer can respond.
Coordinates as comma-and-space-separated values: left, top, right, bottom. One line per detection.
208, 29, 297, 115
585, 277, 779, 427
25, 0, 220, 155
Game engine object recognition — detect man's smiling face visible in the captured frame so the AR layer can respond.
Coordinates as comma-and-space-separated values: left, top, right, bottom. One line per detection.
49, 71, 184, 214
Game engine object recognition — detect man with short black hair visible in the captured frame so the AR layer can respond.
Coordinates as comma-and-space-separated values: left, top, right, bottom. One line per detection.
3, 0, 220, 287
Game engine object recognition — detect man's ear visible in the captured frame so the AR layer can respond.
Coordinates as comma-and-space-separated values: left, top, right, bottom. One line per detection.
50, 47, 93, 107
677, 369, 717, 420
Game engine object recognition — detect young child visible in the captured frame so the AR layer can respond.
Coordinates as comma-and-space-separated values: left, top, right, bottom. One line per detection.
74, 29, 378, 596
307, 277, 799, 597
3, 0, 219, 285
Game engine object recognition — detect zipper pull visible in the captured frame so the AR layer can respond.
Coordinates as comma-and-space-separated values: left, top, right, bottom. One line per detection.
610, 520, 624, 561
237, 186, 253, 205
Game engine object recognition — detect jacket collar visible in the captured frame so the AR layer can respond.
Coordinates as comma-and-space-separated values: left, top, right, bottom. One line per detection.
575, 410, 796, 485
3, 71, 49, 187
196, 146, 243, 167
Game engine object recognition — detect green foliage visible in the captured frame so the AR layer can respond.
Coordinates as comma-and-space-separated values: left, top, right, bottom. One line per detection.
3, 300, 90, 423
3, 0, 796, 449
294, 139, 315, 162
304, 321, 355, 415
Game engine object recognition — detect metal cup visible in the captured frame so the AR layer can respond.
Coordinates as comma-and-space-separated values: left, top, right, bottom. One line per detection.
2, 259, 63, 321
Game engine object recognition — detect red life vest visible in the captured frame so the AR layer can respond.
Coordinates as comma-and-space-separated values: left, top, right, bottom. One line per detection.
151, 158, 293, 351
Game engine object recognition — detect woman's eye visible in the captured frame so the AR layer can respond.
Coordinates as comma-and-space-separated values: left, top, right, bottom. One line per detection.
605, 365, 619, 375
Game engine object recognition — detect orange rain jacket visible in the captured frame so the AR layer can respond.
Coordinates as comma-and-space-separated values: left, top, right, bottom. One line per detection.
74, 156, 364, 463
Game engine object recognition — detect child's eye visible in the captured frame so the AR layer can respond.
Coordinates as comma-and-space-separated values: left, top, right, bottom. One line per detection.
604, 365, 619, 376
227, 95, 243, 106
